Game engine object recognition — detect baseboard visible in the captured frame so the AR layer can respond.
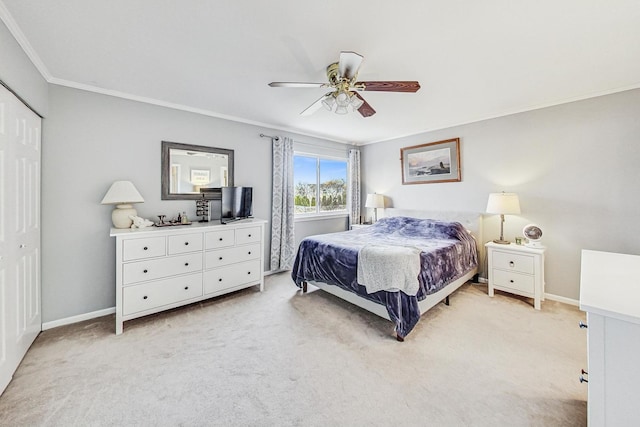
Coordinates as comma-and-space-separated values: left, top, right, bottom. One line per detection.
473, 278, 578, 306
42, 307, 115, 331
42, 271, 283, 330
544, 293, 579, 306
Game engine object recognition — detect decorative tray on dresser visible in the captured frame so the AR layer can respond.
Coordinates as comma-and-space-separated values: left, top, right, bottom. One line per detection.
109, 219, 266, 334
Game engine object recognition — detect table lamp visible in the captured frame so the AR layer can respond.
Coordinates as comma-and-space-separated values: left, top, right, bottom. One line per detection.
101, 181, 145, 228
365, 193, 384, 223
486, 192, 521, 244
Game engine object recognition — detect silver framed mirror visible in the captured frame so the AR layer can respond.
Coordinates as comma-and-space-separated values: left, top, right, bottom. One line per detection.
161, 141, 234, 200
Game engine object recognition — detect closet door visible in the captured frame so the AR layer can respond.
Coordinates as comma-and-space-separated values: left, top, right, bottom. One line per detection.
0, 84, 42, 395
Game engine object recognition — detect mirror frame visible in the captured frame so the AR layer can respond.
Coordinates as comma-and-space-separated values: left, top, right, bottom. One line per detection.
161, 140, 234, 200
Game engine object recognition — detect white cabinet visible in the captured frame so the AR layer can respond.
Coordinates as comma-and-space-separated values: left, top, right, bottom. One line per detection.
580, 250, 640, 426
111, 219, 266, 334
485, 242, 545, 310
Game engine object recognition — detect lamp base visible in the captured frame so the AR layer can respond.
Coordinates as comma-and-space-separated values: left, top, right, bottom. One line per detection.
112, 204, 137, 229
492, 239, 511, 245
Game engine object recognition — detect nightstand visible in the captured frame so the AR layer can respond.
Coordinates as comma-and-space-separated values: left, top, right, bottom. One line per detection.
350, 223, 372, 230
485, 242, 546, 310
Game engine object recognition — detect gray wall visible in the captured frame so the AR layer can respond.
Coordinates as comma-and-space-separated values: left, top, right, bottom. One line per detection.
42, 85, 338, 322
0, 20, 48, 115
361, 89, 640, 300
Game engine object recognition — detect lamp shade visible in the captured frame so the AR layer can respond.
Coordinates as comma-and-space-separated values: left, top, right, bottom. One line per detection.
365, 193, 385, 209
486, 192, 521, 214
101, 181, 144, 205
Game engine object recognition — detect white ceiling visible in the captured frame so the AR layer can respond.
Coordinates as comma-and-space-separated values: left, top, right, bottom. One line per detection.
2, 0, 640, 144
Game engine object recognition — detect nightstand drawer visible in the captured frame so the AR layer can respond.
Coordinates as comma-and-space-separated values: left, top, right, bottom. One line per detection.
492, 251, 534, 274
493, 269, 535, 294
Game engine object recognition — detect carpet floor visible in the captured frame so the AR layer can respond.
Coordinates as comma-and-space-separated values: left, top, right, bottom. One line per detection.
0, 273, 587, 426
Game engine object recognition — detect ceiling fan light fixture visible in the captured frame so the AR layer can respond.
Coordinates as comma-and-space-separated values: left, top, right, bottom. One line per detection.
350, 93, 364, 110
335, 91, 350, 107
335, 105, 348, 115
322, 95, 336, 111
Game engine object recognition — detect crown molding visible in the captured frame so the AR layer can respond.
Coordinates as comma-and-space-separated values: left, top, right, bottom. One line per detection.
0, 0, 52, 81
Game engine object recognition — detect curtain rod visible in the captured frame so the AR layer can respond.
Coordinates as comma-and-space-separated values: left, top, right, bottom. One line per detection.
259, 133, 279, 140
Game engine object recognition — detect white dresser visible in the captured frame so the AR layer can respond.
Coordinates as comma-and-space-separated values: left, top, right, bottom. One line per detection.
110, 219, 266, 334
580, 249, 640, 426
485, 242, 545, 310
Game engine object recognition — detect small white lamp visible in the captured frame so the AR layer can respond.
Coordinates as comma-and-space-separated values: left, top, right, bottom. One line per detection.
486, 192, 521, 244
101, 181, 145, 228
365, 193, 385, 223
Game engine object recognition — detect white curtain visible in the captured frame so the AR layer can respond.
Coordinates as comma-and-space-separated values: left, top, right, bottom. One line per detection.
348, 148, 361, 226
270, 136, 295, 271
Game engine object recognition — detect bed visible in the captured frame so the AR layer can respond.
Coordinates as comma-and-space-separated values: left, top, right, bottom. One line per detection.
291, 209, 482, 340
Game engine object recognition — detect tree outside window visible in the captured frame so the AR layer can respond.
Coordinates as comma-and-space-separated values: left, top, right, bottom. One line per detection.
294, 155, 347, 215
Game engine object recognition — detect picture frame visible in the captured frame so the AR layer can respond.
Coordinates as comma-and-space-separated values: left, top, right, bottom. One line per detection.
190, 169, 211, 186
400, 138, 461, 184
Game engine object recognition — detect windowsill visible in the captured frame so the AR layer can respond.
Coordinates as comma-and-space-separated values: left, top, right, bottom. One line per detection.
294, 213, 349, 223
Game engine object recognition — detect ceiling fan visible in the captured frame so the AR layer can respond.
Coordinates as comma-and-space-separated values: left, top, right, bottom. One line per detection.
268, 51, 420, 118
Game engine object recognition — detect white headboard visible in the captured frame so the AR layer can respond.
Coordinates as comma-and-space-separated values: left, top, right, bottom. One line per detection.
379, 208, 483, 248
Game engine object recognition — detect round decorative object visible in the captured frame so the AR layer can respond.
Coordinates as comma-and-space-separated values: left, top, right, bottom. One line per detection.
523, 224, 543, 248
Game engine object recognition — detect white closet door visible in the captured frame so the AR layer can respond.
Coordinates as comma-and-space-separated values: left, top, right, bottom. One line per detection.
0, 84, 42, 395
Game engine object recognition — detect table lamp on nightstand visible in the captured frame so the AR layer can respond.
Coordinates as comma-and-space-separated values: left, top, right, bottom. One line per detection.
365, 193, 384, 223
101, 180, 145, 229
486, 191, 521, 244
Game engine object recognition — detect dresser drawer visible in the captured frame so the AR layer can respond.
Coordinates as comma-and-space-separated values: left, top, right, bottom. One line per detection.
123, 253, 203, 285
492, 250, 534, 274
168, 233, 203, 255
492, 269, 535, 295
205, 229, 235, 249
203, 259, 262, 294
235, 226, 262, 245
205, 243, 261, 269
122, 272, 203, 315
123, 236, 166, 261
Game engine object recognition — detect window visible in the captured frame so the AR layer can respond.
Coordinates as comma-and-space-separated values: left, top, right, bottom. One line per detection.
294, 154, 348, 216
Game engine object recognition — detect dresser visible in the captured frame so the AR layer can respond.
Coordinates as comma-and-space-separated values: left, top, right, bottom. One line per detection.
485, 242, 545, 310
110, 219, 266, 334
580, 249, 640, 426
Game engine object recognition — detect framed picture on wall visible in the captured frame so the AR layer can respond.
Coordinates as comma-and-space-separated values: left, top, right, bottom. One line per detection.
400, 138, 461, 184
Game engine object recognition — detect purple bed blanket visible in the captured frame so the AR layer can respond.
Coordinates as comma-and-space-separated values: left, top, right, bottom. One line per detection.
291, 216, 478, 338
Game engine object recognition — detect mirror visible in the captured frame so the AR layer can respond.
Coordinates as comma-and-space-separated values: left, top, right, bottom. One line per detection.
161, 141, 234, 200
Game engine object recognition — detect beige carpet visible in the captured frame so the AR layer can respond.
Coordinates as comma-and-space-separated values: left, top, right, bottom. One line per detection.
0, 273, 587, 426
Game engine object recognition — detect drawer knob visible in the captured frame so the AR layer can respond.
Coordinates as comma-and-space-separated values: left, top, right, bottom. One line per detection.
509, 279, 514, 283
218, 278, 222, 282
248, 234, 252, 237
143, 246, 148, 250
509, 261, 515, 267
247, 271, 251, 275
143, 269, 148, 273
219, 238, 223, 241
143, 295, 148, 300
184, 242, 189, 246
579, 321, 588, 329
184, 286, 189, 290
219, 257, 223, 260
184, 262, 189, 266
248, 251, 252, 255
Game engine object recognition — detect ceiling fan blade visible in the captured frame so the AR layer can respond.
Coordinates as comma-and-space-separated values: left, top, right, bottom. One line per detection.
269, 82, 327, 88
300, 93, 330, 116
354, 93, 376, 118
355, 81, 421, 93
338, 51, 364, 80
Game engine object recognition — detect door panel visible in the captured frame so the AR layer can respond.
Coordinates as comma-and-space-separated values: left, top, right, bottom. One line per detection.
0, 84, 41, 395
